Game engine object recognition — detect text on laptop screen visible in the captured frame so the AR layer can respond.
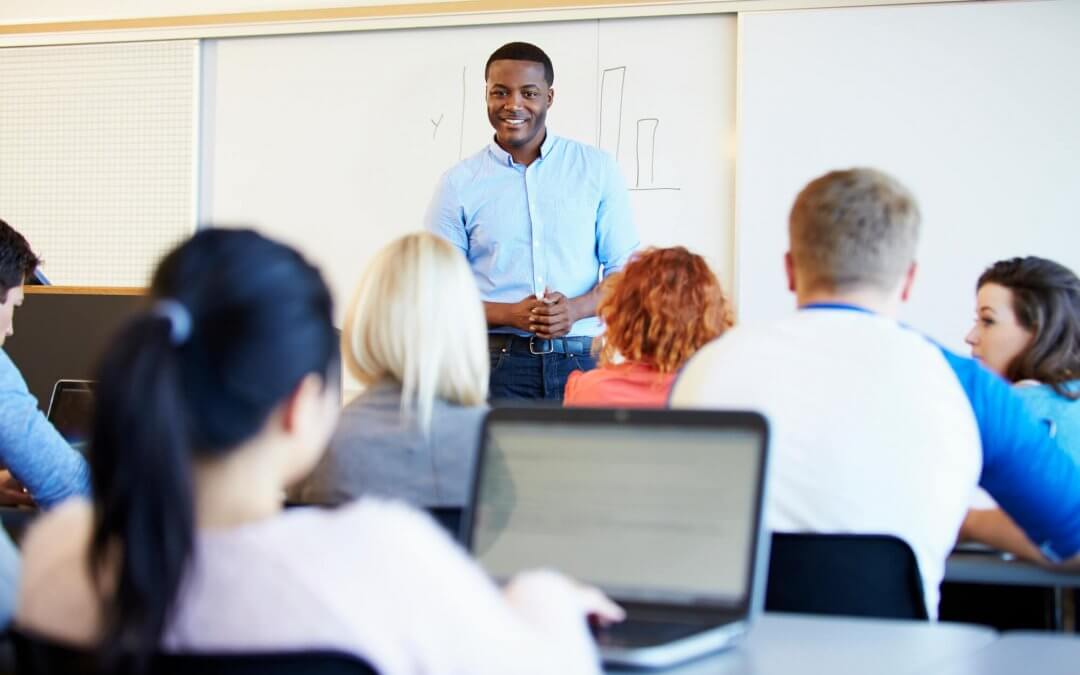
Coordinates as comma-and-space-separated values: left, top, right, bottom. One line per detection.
472, 422, 762, 605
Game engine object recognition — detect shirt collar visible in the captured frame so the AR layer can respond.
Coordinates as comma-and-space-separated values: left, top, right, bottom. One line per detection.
487, 140, 512, 166
538, 132, 555, 158
799, 302, 876, 315
487, 131, 556, 167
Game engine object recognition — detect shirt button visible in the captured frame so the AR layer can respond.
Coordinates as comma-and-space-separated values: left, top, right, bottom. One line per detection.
533, 241, 539, 249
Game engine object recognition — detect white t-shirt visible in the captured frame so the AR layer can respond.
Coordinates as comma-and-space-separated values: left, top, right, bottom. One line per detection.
671, 306, 1080, 617
17, 498, 602, 675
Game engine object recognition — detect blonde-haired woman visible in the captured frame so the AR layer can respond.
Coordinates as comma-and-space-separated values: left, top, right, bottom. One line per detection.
294, 232, 489, 510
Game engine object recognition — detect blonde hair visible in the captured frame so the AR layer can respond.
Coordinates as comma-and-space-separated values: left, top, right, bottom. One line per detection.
345, 232, 488, 431
789, 168, 921, 294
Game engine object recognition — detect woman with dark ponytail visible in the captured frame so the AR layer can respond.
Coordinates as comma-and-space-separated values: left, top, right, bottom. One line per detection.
16, 229, 620, 674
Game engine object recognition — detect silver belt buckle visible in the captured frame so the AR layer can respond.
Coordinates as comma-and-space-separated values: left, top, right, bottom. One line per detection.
529, 336, 554, 355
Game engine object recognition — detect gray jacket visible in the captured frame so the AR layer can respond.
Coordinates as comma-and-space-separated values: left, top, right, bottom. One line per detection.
293, 380, 486, 509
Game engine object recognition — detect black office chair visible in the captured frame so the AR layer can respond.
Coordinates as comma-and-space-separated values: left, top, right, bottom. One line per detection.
11, 629, 379, 675
765, 532, 929, 620
426, 506, 465, 543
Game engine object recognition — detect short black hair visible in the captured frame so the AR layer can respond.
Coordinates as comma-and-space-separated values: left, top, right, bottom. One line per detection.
485, 42, 554, 87
0, 218, 41, 301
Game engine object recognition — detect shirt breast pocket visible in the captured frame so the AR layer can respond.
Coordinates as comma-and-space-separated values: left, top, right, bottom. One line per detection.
543, 192, 599, 260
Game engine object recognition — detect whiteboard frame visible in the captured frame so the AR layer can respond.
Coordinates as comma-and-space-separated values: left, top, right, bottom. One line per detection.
1, 0, 969, 47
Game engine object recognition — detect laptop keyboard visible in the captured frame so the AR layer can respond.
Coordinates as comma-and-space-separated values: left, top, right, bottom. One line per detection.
592, 618, 708, 648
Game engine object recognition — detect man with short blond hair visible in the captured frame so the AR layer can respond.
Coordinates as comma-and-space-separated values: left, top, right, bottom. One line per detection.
672, 168, 1080, 618
788, 168, 920, 293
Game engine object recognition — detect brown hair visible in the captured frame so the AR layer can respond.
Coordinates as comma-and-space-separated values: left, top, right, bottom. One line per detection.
596, 247, 731, 373
977, 256, 1080, 399
789, 168, 920, 294
0, 217, 42, 303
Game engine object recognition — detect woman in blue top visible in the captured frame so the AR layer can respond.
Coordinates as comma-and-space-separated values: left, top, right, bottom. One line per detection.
962, 256, 1080, 559
965, 256, 1080, 458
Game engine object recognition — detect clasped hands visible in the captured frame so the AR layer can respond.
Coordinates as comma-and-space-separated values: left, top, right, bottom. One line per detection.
508, 290, 575, 339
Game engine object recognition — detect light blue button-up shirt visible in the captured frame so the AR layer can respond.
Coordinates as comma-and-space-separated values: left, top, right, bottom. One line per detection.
426, 133, 638, 337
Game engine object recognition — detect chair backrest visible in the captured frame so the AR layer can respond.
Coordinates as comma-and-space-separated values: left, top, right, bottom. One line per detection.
12, 630, 379, 675
426, 506, 464, 543
764, 532, 929, 620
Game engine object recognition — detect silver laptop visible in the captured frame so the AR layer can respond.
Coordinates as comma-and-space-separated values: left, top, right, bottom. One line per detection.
465, 407, 771, 669
46, 379, 95, 454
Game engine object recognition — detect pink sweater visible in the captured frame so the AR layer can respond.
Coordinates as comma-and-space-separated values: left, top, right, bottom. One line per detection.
17, 498, 602, 675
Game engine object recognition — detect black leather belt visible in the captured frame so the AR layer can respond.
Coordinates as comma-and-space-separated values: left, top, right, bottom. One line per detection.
488, 334, 593, 356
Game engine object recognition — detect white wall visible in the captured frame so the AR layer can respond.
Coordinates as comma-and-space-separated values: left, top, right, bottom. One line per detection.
737, 0, 1080, 351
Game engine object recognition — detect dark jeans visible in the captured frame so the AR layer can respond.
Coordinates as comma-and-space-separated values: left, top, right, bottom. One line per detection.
488, 345, 597, 404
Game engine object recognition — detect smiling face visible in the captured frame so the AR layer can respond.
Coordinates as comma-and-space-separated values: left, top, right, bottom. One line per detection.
965, 282, 1034, 379
0, 284, 23, 349
485, 59, 553, 160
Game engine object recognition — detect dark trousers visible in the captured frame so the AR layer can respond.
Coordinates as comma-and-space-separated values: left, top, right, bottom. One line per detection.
488, 337, 597, 404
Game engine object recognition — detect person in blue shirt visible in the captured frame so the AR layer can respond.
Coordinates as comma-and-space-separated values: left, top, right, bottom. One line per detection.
426, 42, 638, 402
960, 256, 1080, 560
0, 217, 92, 626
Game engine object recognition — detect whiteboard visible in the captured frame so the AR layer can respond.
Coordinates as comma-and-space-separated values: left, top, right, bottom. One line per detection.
203, 15, 736, 322
0, 40, 199, 286
737, 0, 1080, 351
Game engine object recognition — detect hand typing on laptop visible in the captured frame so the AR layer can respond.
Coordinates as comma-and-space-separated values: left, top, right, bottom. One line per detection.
504, 569, 625, 628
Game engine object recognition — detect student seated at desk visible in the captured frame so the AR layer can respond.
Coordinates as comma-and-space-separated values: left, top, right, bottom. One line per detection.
670, 169, 1080, 618
0, 218, 91, 508
0, 217, 91, 627
960, 257, 1080, 561
16, 229, 621, 674
563, 247, 731, 408
293, 232, 488, 510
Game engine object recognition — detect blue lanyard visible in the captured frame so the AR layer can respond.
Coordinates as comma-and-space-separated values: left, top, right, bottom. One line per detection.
799, 302, 876, 315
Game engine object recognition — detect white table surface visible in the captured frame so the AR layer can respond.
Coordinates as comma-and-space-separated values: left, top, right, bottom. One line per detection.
605, 612, 997, 675
933, 632, 1080, 675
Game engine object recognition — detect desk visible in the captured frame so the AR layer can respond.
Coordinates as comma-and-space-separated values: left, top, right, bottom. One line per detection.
946, 552, 1080, 588
946, 552, 1080, 631
934, 632, 1080, 675
605, 613, 996, 675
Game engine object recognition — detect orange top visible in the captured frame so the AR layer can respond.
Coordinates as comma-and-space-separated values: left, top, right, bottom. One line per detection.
563, 363, 676, 408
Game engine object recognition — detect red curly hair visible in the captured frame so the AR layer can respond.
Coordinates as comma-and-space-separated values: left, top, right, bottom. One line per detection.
597, 247, 732, 373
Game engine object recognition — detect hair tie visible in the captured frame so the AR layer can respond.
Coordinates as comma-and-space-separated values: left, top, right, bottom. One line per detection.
152, 299, 193, 346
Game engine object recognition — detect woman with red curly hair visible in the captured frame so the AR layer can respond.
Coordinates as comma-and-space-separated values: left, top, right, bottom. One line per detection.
564, 246, 731, 407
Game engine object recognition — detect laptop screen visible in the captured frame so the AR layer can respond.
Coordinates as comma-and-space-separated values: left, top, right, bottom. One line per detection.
469, 411, 767, 607
47, 380, 95, 451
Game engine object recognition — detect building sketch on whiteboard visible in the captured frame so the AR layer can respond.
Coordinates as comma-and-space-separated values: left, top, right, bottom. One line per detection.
598, 65, 680, 192
598, 66, 626, 159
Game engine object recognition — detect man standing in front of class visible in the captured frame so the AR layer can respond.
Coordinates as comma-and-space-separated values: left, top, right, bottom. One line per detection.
426, 42, 638, 402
